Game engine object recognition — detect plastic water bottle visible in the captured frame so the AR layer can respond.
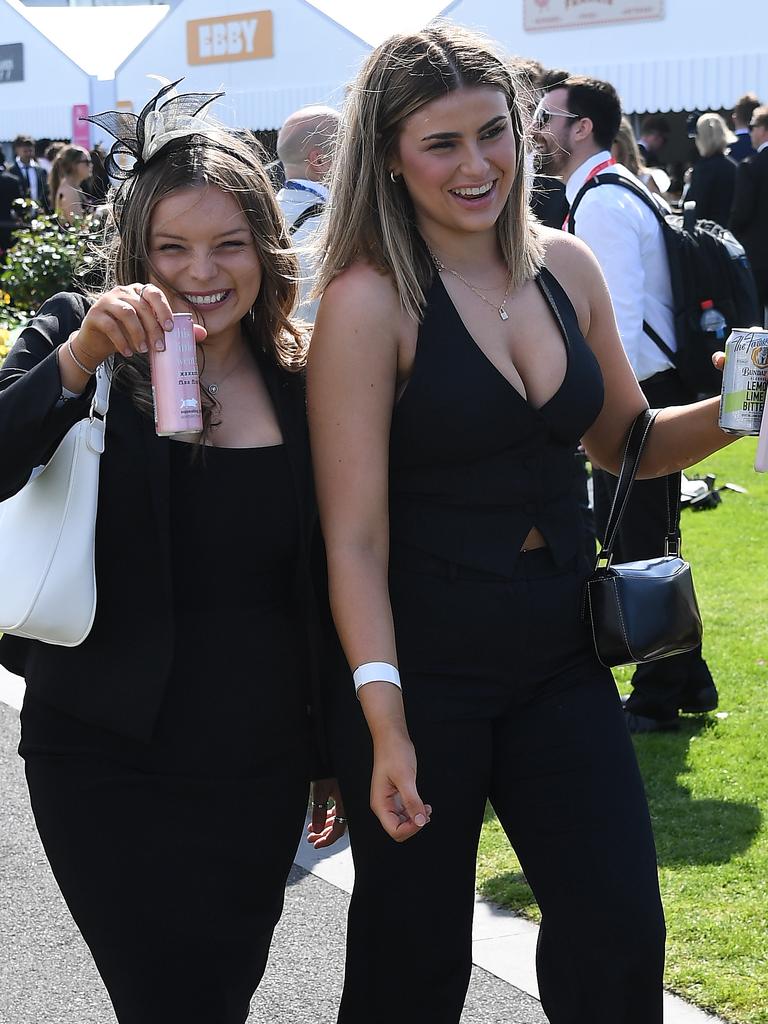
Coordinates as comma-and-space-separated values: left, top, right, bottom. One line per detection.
699, 299, 727, 340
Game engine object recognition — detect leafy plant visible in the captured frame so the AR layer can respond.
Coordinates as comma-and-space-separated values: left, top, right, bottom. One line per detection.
0, 291, 26, 363
0, 199, 99, 317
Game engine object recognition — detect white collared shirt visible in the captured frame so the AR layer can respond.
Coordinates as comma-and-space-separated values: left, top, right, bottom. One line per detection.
15, 157, 40, 203
276, 178, 329, 324
565, 151, 676, 382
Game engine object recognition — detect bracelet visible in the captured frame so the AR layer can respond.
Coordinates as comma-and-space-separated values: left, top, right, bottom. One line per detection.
66, 336, 98, 376
352, 662, 402, 695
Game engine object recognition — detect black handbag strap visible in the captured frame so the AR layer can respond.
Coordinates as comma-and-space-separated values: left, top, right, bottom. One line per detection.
598, 409, 682, 565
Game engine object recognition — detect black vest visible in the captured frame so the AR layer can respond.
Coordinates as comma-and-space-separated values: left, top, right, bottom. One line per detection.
389, 266, 604, 576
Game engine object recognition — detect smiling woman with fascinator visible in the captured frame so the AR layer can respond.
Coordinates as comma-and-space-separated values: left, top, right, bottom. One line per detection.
0, 79, 347, 1024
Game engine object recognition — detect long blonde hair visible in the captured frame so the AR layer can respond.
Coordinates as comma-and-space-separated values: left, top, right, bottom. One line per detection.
612, 117, 645, 178
316, 22, 544, 320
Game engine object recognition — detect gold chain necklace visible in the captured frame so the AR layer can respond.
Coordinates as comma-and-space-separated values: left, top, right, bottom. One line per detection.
427, 246, 512, 321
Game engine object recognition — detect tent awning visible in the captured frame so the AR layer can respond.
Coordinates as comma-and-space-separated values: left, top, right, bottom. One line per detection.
570, 51, 768, 114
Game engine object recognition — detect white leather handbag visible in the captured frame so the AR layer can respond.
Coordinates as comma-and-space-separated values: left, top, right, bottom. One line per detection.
0, 360, 111, 646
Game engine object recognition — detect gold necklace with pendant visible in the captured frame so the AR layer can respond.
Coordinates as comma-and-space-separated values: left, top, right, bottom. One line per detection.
427, 247, 512, 321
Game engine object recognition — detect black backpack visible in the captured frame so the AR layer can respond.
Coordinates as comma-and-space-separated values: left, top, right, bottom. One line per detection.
568, 172, 761, 398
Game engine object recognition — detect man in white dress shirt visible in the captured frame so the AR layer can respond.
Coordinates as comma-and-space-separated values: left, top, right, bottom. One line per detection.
276, 106, 340, 323
534, 75, 718, 733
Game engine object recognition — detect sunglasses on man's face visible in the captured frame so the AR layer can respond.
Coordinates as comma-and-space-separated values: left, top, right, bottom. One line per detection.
532, 102, 580, 129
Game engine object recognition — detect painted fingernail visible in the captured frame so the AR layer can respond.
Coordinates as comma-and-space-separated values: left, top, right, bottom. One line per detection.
164, 319, 174, 331
139, 342, 148, 354
414, 813, 427, 827
123, 348, 132, 358
155, 337, 166, 352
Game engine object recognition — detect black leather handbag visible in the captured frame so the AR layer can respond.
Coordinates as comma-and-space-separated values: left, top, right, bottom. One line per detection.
583, 409, 703, 668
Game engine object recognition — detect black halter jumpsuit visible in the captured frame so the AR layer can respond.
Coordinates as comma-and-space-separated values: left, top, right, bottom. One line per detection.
327, 266, 666, 1024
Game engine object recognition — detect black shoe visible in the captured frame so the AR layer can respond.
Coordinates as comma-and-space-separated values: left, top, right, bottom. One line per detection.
679, 683, 719, 714
624, 709, 681, 734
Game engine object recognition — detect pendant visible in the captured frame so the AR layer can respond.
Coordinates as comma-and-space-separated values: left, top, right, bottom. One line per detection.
207, 383, 218, 396
499, 308, 509, 321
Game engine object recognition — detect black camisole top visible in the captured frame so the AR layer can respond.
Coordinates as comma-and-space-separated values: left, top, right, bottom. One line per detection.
389, 265, 605, 576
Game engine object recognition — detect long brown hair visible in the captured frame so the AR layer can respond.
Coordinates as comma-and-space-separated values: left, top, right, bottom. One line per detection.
94, 129, 303, 432
50, 145, 90, 214
316, 22, 544, 319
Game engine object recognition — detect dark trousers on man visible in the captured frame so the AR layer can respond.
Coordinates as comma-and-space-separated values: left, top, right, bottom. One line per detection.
593, 368, 716, 722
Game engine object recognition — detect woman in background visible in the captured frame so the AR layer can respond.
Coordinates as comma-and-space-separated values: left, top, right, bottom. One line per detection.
49, 144, 92, 221
685, 111, 737, 227
612, 116, 663, 195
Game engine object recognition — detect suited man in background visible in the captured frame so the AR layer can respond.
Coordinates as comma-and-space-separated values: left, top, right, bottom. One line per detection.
0, 165, 22, 256
730, 105, 768, 322
729, 93, 761, 163
8, 135, 51, 213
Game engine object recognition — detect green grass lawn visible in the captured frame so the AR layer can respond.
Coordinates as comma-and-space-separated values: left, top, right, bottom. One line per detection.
476, 437, 768, 1024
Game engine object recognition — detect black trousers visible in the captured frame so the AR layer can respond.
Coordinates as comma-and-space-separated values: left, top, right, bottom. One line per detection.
19, 602, 312, 1024
592, 369, 715, 721
328, 547, 665, 1024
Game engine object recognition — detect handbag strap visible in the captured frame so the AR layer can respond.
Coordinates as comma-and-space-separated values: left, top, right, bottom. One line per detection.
598, 408, 682, 566
85, 357, 112, 455
89, 357, 112, 419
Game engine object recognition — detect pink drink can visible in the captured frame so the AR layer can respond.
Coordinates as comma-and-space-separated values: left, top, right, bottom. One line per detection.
148, 313, 203, 436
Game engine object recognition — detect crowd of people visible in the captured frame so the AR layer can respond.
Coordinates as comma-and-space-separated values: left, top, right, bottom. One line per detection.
0, 22, 764, 1024
0, 133, 110, 248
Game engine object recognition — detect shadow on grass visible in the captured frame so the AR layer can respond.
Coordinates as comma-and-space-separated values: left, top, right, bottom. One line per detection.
478, 715, 761, 910
632, 716, 762, 867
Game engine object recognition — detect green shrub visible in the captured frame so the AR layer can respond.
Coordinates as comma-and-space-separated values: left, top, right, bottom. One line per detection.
1, 199, 99, 317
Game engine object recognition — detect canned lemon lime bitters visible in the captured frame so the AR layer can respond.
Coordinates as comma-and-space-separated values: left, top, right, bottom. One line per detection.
718, 329, 768, 435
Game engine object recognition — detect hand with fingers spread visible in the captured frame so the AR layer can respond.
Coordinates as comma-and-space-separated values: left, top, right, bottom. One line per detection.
59, 283, 207, 392
306, 778, 348, 849
370, 732, 432, 843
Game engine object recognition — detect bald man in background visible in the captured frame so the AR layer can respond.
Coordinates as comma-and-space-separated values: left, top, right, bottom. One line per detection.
276, 105, 340, 322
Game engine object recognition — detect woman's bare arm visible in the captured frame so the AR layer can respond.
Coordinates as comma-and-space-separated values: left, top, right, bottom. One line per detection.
544, 231, 734, 477
307, 262, 430, 842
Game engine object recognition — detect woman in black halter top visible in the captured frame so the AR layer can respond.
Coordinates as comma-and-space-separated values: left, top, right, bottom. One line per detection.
307, 25, 738, 1024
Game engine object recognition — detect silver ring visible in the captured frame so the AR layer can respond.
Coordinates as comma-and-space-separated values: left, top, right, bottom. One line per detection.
138, 284, 150, 301
312, 801, 327, 809
334, 816, 348, 826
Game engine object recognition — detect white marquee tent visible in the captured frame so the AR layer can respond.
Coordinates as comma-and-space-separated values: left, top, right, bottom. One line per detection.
441, 0, 768, 114
115, 0, 371, 130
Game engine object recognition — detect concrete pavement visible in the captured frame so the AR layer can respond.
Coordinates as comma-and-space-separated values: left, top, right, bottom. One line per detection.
0, 667, 724, 1023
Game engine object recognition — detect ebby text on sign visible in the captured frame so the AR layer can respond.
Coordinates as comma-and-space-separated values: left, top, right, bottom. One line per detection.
187, 10, 273, 65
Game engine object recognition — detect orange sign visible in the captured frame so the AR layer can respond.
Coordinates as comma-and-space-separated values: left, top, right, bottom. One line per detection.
524, 0, 664, 32
187, 10, 273, 65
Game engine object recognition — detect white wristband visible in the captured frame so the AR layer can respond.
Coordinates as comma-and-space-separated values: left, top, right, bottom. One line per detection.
352, 662, 402, 695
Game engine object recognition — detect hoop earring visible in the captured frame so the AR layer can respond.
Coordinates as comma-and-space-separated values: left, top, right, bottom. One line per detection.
390, 170, 399, 184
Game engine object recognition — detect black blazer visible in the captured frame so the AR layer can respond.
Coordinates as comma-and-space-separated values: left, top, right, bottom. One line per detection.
0, 293, 342, 772
685, 153, 737, 228
730, 147, 768, 303
7, 160, 51, 214
0, 171, 21, 250
728, 132, 756, 163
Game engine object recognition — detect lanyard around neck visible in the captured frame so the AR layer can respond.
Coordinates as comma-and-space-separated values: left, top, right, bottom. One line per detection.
284, 180, 325, 201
